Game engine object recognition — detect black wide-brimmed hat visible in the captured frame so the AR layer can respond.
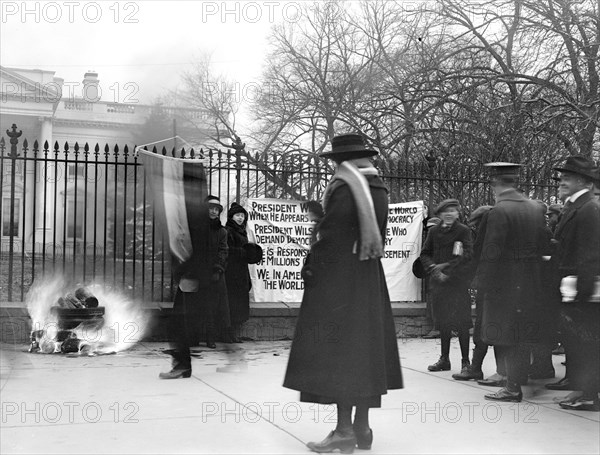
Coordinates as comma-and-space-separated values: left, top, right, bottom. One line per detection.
319, 133, 378, 160
243, 243, 263, 264
553, 155, 598, 180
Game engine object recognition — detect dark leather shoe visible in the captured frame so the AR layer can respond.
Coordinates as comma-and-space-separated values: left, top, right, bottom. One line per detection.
485, 387, 522, 403
545, 377, 572, 391
354, 428, 373, 450
422, 330, 440, 339
206, 341, 217, 349
477, 376, 507, 387
159, 368, 191, 379
559, 399, 599, 412
453, 365, 484, 381
306, 430, 356, 454
428, 356, 450, 372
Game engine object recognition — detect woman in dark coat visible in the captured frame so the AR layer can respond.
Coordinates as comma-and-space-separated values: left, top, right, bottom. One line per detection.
284, 133, 402, 454
203, 195, 231, 348
420, 199, 473, 373
224, 202, 251, 343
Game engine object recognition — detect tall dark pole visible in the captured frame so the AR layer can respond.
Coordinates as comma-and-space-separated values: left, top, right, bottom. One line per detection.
231, 136, 245, 202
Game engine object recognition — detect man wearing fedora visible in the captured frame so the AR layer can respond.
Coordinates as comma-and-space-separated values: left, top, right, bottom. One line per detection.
551, 155, 600, 411
283, 133, 402, 453
475, 163, 551, 402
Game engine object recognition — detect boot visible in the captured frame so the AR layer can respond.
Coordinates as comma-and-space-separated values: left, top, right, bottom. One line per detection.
452, 361, 483, 381
428, 356, 451, 372
306, 430, 357, 454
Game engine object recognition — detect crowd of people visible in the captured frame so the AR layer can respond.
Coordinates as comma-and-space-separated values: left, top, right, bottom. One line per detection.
419, 157, 600, 413
158, 131, 599, 453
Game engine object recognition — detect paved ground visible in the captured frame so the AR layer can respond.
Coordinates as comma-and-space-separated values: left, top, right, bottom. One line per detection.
1, 338, 598, 454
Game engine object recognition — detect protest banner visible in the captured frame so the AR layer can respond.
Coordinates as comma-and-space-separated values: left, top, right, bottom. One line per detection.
382, 201, 424, 301
247, 198, 312, 302
247, 198, 424, 302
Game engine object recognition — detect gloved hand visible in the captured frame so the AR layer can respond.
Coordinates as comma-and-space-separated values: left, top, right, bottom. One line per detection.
432, 269, 449, 283
431, 263, 449, 274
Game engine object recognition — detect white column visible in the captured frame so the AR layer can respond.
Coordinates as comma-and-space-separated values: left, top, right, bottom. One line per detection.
35, 117, 54, 251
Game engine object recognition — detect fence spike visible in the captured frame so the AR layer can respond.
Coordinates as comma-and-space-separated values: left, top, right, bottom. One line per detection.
104, 144, 110, 157
84, 143, 90, 156
74, 142, 80, 156
0, 137, 4, 153
152, 146, 158, 154
161, 146, 167, 156
180, 147, 185, 158
33, 140, 39, 155
113, 144, 119, 156
190, 148, 195, 158
123, 144, 129, 158
54, 141, 60, 153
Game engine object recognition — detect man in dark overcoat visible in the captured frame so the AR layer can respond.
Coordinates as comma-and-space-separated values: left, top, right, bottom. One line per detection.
476, 163, 551, 402
552, 156, 600, 412
283, 133, 402, 453
159, 195, 229, 379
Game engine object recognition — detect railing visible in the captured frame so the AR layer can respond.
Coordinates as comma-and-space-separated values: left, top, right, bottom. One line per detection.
0, 124, 560, 302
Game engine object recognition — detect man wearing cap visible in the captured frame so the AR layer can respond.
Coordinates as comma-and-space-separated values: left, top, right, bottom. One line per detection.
476, 163, 551, 402
420, 199, 473, 373
551, 155, 600, 411
283, 133, 402, 453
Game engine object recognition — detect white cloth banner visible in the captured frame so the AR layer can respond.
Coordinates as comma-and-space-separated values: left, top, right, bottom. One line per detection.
247, 198, 424, 302
381, 201, 424, 301
247, 198, 312, 302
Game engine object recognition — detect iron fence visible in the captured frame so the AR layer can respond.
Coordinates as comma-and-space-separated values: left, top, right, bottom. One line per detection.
0, 124, 559, 302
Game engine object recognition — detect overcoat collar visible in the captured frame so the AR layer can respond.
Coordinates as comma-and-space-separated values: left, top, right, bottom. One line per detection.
495, 188, 525, 203
555, 191, 592, 236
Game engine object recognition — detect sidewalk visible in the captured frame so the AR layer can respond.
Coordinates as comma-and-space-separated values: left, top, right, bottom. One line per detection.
1, 338, 598, 454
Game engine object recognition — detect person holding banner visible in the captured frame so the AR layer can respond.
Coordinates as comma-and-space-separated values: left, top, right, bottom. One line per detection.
420, 199, 473, 374
283, 133, 402, 454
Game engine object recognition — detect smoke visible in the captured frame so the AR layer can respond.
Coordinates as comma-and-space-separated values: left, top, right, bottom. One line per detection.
25, 275, 150, 355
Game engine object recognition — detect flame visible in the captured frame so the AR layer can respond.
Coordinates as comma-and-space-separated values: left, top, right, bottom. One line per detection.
26, 276, 150, 356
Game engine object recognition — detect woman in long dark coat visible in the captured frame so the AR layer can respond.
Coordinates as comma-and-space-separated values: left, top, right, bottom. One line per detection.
203, 195, 230, 348
224, 202, 251, 343
420, 199, 473, 373
283, 133, 402, 454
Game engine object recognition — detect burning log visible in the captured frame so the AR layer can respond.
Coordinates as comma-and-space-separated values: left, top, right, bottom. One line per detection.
28, 287, 105, 354
75, 287, 99, 308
